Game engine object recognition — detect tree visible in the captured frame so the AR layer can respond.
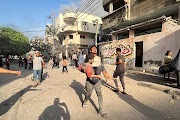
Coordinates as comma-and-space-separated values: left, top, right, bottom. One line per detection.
67, 43, 78, 55
30, 36, 52, 55
0, 27, 31, 55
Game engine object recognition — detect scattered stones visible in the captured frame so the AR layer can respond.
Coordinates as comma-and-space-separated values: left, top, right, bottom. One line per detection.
173, 95, 178, 100
167, 89, 174, 95
169, 99, 174, 103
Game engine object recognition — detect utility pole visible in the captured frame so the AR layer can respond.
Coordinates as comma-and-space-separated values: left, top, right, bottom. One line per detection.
52, 10, 56, 55
94, 19, 99, 47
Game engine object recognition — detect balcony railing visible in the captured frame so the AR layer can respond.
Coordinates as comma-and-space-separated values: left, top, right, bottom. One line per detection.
63, 12, 77, 25
102, 5, 129, 30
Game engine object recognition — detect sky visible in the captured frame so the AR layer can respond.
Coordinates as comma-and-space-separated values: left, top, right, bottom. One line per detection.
0, 0, 107, 40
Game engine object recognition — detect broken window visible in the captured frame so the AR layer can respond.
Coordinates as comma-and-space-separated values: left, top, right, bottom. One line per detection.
80, 35, 85, 39
69, 35, 73, 39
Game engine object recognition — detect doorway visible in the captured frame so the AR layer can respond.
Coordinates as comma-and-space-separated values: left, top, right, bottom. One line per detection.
135, 42, 143, 67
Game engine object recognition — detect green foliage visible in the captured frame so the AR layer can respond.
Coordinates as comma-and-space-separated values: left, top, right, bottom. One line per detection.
67, 43, 78, 55
0, 27, 31, 55
30, 36, 52, 55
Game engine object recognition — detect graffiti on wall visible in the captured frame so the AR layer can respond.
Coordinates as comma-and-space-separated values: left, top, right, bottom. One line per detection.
102, 45, 133, 58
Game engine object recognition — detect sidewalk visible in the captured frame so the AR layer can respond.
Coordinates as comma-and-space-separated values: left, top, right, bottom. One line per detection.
103, 64, 180, 96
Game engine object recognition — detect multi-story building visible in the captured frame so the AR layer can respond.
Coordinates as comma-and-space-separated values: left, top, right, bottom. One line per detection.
56, 11, 102, 54
99, 0, 180, 73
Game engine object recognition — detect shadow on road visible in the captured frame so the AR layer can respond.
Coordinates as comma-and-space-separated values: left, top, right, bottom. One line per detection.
126, 71, 178, 88
0, 64, 33, 88
103, 82, 176, 120
69, 80, 99, 112
41, 72, 49, 83
0, 85, 32, 116
38, 98, 70, 120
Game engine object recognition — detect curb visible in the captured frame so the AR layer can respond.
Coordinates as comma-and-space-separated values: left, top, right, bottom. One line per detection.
137, 82, 180, 96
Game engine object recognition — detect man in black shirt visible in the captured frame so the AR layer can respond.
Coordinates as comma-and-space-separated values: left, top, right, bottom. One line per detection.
113, 48, 127, 94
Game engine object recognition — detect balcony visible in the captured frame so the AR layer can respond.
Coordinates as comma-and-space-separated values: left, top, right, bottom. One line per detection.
62, 26, 76, 32
102, 5, 128, 31
63, 12, 77, 25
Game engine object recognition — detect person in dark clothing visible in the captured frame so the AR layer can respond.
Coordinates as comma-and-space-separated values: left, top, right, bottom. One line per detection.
171, 49, 180, 89
113, 48, 127, 94
28, 56, 33, 70
24, 56, 28, 69
56, 57, 60, 68
52, 55, 56, 68
5, 56, 10, 70
0, 57, 3, 67
19, 56, 22, 67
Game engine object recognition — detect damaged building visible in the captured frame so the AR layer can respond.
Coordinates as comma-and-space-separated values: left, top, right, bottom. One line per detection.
99, 0, 180, 73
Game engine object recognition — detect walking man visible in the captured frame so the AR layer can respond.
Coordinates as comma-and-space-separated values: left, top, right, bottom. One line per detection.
72, 53, 77, 67
113, 48, 127, 94
82, 45, 114, 117
78, 51, 85, 66
24, 56, 28, 69
27, 51, 46, 87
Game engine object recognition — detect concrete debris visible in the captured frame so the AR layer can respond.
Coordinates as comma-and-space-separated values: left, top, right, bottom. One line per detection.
167, 89, 174, 95
169, 100, 174, 103
173, 95, 178, 100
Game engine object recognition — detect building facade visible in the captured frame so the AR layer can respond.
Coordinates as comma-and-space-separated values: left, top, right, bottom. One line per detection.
56, 11, 102, 55
99, 0, 180, 73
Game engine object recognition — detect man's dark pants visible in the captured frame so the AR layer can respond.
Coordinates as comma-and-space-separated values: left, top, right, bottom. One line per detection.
175, 70, 180, 86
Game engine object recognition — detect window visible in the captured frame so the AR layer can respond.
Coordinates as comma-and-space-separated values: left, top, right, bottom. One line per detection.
116, 32, 129, 40
135, 23, 162, 37
69, 35, 73, 39
80, 35, 85, 39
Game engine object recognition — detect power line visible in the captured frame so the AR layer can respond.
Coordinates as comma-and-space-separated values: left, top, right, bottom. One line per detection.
22, 30, 45, 33
59, 0, 96, 29
62, 0, 101, 31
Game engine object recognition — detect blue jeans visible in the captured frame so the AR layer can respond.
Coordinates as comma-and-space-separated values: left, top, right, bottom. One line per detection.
33, 70, 42, 81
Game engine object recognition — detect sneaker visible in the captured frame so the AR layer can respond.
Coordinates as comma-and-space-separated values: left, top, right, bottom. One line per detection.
82, 101, 87, 108
122, 90, 127, 94
98, 111, 107, 117
114, 88, 119, 92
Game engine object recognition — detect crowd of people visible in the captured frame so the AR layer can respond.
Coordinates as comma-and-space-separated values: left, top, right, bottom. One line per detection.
1, 46, 180, 117
0, 56, 10, 69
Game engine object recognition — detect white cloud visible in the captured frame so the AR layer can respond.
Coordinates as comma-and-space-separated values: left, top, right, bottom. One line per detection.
59, 0, 108, 17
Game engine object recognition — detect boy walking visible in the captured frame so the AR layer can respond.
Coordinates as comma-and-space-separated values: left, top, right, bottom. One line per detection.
62, 56, 68, 73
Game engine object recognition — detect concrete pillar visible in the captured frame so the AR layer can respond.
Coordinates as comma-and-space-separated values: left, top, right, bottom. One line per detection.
109, 2, 113, 13
129, 29, 134, 38
112, 34, 116, 41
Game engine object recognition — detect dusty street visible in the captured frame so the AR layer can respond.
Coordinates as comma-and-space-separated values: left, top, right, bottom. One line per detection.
0, 63, 180, 120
